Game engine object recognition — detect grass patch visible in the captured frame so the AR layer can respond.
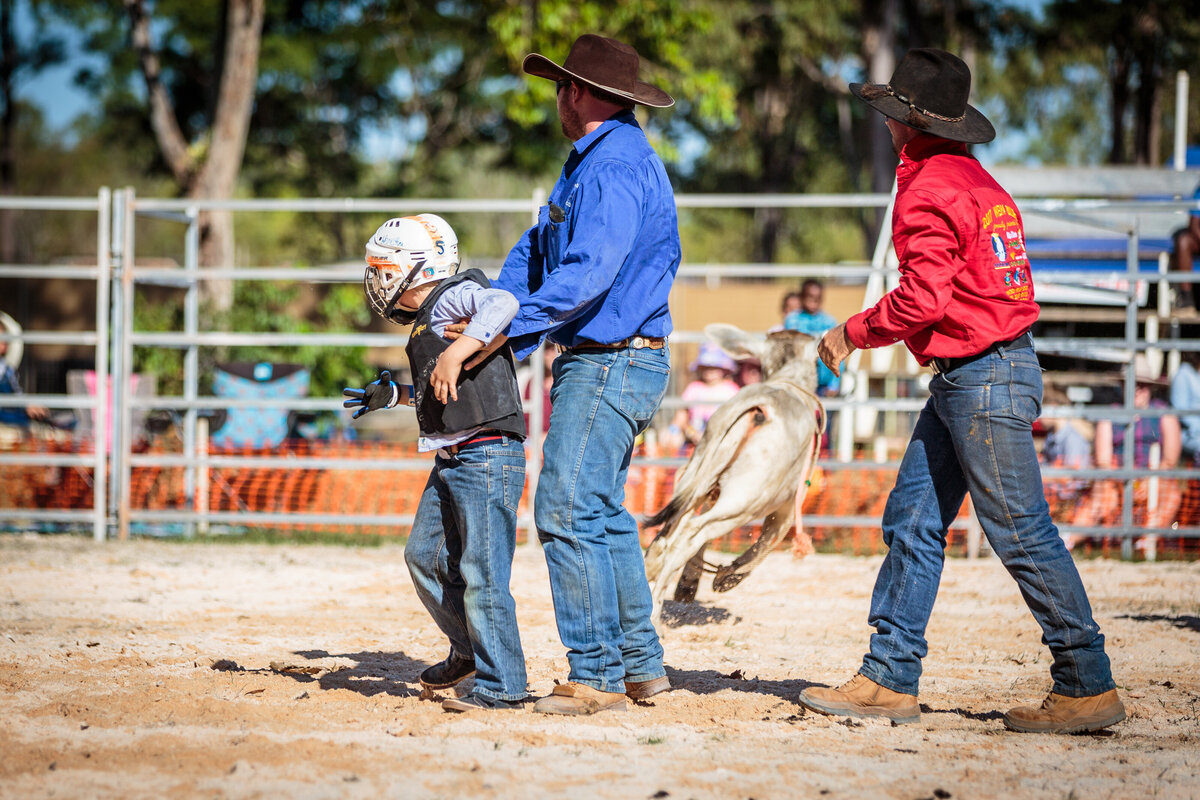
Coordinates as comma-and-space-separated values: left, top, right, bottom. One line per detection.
158, 528, 400, 547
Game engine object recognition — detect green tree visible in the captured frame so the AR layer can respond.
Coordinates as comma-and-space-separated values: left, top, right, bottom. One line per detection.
978, 0, 1200, 166
1, 0, 64, 263
666, 1, 866, 263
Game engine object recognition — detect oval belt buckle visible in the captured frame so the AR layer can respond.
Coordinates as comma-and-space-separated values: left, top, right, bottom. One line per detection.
631, 336, 645, 349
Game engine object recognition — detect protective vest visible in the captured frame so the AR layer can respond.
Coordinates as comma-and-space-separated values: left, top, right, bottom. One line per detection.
405, 269, 526, 441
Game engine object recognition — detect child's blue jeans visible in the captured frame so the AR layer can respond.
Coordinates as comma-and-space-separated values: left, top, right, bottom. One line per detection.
404, 435, 528, 701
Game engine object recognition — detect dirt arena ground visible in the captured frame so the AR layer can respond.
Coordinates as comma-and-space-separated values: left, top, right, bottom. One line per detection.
1, 534, 1197, 800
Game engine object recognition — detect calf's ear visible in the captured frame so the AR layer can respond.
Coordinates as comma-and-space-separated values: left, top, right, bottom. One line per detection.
703, 323, 764, 362
803, 336, 819, 363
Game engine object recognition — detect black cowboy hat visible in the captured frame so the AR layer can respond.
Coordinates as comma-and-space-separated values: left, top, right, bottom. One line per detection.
849, 48, 995, 144
523, 34, 674, 109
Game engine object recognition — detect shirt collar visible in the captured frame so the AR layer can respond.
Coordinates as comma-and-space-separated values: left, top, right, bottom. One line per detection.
899, 132, 969, 164
571, 109, 637, 155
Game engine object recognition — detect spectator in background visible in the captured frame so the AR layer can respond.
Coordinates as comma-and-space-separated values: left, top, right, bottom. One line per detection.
780, 290, 803, 323
735, 357, 762, 388
1041, 384, 1094, 470
785, 279, 839, 396
0, 315, 49, 434
663, 342, 739, 453
1170, 351, 1200, 463
768, 289, 804, 333
1170, 182, 1200, 311
1040, 383, 1093, 507
1072, 357, 1182, 542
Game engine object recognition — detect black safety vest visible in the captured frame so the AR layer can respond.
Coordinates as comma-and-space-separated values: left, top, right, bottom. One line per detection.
405, 270, 526, 441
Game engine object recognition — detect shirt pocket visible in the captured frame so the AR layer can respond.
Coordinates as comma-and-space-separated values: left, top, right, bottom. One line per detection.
537, 203, 569, 272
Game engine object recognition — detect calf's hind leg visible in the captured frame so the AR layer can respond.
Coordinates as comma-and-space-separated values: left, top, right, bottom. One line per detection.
673, 543, 708, 602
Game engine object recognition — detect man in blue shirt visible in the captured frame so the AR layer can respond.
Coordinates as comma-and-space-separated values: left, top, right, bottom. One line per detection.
469, 34, 680, 715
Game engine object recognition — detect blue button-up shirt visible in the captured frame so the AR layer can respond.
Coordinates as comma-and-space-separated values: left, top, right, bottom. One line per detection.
496, 110, 681, 359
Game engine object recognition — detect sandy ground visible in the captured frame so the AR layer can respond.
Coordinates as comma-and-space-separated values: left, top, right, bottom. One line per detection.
0, 534, 1197, 800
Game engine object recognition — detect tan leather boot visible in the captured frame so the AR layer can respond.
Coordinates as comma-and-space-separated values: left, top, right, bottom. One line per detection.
533, 682, 628, 715
1003, 689, 1125, 733
798, 674, 920, 723
625, 676, 671, 700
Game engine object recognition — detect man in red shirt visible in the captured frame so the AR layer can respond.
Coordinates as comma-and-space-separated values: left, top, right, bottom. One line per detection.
805, 49, 1124, 734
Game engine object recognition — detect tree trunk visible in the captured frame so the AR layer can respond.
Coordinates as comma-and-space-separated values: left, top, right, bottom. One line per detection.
1108, 51, 1130, 164
861, 0, 898, 241
188, 0, 264, 312
1135, 71, 1161, 166
127, 0, 264, 313
0, 0, 17, 264
1133, 41, 1161, 165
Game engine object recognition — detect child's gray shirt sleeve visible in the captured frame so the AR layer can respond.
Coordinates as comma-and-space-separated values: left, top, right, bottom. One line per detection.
430, 282, 520, 344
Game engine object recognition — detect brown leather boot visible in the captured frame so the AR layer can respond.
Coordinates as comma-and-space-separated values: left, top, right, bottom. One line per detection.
1003, 689, 1125, 733
798, 674, 920, 723
625, 676, 671, 700
533, 682, 628, 716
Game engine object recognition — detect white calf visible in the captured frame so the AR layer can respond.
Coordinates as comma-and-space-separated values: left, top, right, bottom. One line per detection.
643, 324, 825, 622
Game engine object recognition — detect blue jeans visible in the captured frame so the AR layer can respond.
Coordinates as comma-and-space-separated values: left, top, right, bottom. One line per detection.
861, 345, 1115, 698
404, 436, 528, 701
536, 345, 670, 692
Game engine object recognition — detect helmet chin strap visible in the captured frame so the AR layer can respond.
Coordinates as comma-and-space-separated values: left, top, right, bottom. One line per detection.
385, 262, 424, 307
382, 260, 428, 324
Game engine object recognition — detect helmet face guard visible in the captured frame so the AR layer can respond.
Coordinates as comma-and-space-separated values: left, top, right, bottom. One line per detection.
364, 259, 424, 325
363, 215, 460, 326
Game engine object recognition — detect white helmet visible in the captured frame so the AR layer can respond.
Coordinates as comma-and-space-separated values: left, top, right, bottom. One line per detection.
364, 214, 460, 324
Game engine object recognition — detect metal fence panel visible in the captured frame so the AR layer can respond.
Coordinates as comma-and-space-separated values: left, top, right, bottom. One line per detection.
3, 187, 1200, 559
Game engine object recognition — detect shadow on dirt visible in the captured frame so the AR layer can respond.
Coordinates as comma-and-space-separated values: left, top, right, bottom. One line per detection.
209, 649, 432, 698
660, 601, 736, 626
928, 705, 1005, 722
663, 665, 817, 702
1116, 613, 1200, 634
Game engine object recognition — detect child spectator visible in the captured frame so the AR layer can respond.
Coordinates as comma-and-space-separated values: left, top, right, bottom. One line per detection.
784, 279, 839, 396
663, 342, 739, 453
735, 357, 762, 388
1071, 358, 1182, 547
1040, 384, 1093, 510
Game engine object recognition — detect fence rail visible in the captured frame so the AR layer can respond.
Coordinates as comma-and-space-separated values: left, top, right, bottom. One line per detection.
1, 186, 1199, 560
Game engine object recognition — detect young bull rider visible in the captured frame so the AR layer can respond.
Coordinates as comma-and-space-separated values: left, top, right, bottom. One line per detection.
343, 215, 529, 713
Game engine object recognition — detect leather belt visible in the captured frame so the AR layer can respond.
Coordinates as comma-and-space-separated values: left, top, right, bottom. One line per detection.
439, 431, 504, 457
930, 330, 1033, 375
559, 336, 666, 353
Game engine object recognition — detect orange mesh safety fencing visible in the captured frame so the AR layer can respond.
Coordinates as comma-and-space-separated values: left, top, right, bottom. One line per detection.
1, 436, 1198, 558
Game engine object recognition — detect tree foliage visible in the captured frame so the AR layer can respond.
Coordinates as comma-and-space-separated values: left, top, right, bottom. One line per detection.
976, 0, 1200, 166
12, 0, 1200, 396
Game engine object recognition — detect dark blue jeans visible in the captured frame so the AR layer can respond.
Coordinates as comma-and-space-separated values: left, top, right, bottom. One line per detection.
404, 437, 528, 701
536, 345, 670, 692
860, 345, 1115, 698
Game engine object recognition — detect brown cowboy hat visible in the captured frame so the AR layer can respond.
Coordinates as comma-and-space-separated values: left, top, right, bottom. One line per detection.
849, 48, 995, 144
523, 34, 674, 109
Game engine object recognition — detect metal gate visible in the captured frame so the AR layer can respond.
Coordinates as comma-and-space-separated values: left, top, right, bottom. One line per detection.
2, 185, 1199, 559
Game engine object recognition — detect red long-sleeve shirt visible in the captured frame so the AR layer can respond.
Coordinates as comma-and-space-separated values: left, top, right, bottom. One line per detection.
845, 134, 1040, 365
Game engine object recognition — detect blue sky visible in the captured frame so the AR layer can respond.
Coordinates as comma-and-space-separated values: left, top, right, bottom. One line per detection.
14, 2, 98, 138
